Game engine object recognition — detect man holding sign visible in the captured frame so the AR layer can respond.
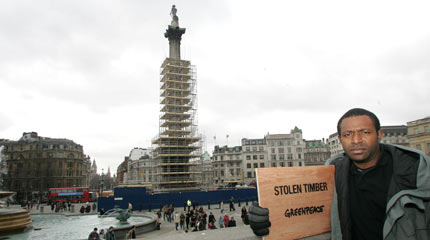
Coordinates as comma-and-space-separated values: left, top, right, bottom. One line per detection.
250, 108, 430, 239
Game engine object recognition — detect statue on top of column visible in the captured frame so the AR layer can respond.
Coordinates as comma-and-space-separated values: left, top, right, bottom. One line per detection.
170, 5, 179, 27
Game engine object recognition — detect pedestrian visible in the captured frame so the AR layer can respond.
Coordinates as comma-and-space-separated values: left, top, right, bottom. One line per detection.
88, 227, 100, 240
185, 211, 190, 229
169, 204, 174, 222
162, 205, 167, 221
86, 204, 91, 213
99, 229, 105, 239
208, 221, 217, 229
241, 206, 247, 223
218, 215, 224, 229
229, 197, 235, 211
228, 216, 237, 227
156, 215, 161, 230
92, 202, 97, 212
187, 199, 191, 212
220, 200, 224, 212
100, 208, 105, 216
105, 226, 116, 240
223, 214, 229, 228
174, 212, 180, 230
208, 212, 215, 224
190, 212, 197, 229
249, 108, 430, 239
125, 225, 136, 239
180, 212, 185, 230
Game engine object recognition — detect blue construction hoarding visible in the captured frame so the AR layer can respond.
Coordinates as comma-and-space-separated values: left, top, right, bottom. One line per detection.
98, 187, 258, 212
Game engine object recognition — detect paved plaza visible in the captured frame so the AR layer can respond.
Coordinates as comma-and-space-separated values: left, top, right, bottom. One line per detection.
5, 202, 330, 239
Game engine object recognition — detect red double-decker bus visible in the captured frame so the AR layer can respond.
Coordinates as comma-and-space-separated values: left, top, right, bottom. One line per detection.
48, 187, 91, 203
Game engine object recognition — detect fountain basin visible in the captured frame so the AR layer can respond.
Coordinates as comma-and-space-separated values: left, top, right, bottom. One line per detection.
0, 209, 32, 235
6, 214, 155, 240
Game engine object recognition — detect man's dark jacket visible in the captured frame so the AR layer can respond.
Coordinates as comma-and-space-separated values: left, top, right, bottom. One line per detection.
326, 144, 430, 239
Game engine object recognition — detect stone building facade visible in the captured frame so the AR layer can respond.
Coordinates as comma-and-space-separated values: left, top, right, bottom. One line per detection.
212, 127, 306, 186
380, 125, 408, 146
1, 132, 90, 202
328, 132, 344, 157
407, 117, 430, 155
125, 148, 154, 185
266, 128, 306, 169
242, 138, 266, 183
304, 139, 331, 166
212, 145, 242, 186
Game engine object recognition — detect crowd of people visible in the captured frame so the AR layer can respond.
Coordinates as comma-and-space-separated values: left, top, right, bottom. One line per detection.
88, 226, 120, 240
88, 225, 136, 240
86, 197, 249, 239
154, 197, 250, 234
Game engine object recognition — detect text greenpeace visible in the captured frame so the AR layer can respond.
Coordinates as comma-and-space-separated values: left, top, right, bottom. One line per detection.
284, 205, 325, 218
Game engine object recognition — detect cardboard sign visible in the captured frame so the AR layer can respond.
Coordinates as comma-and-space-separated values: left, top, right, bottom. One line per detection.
256, 165, 335, 240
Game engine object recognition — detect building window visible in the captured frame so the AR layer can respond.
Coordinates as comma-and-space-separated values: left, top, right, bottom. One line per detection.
271, 163, 276, 167
246, 147, 250, 152
271, 155, 276, 160
425, 126, 430, 133
259, 146, 264, 151
246, 155, 251, 160
414, 128, 418, 134
280, 162, 285, 167
271, 148, 275, 154
247, 163, 251, 168
287, 154, 293, 160
288, 147, 291, 153
279, 154, 285, 160
288, 162, 293, 167
247, 172, 252, 178
260, 163, 265, 168
259, 155, 264, 160
299, 162, 302, 166
298, 153, 302, 159
278, 148, 284, 153
416, 144, 422, 150
253, 155, 257, 160
253, 163, 258, 168
252, 147, 257, 151
296, 148, 302, 152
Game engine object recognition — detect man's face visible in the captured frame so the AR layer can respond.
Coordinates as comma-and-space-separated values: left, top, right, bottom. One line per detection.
338, 115, 382, 167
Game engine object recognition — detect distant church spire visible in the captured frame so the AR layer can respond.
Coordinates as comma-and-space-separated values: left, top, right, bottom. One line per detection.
164, 5, 186, 59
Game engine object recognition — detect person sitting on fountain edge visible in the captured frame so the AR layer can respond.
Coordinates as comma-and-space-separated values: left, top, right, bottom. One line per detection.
248, 108, 430, 239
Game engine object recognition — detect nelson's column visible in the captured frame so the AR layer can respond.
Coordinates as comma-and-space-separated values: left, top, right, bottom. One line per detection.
152, 5, 202, 192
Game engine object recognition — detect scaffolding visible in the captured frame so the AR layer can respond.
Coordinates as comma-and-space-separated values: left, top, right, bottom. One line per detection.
152, 58, 202, 192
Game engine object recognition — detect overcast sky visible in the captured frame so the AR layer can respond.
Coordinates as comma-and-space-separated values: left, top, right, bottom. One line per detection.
1, 0, 429, 174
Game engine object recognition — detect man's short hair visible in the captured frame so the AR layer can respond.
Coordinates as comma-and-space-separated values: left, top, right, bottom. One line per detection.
94, 228, 98, 231
337, 108, 381, 135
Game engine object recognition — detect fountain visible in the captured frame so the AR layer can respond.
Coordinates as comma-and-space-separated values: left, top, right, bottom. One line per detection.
0, 191, 32, 236
101, 205, 132, 223
98, 205, 157, 239
4, 205, 156, 240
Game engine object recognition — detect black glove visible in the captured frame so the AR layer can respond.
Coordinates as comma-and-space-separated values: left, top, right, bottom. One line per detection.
248, 201, 271, 236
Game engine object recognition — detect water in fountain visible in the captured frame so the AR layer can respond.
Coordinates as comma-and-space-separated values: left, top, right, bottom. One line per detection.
7, 214, 152, 240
